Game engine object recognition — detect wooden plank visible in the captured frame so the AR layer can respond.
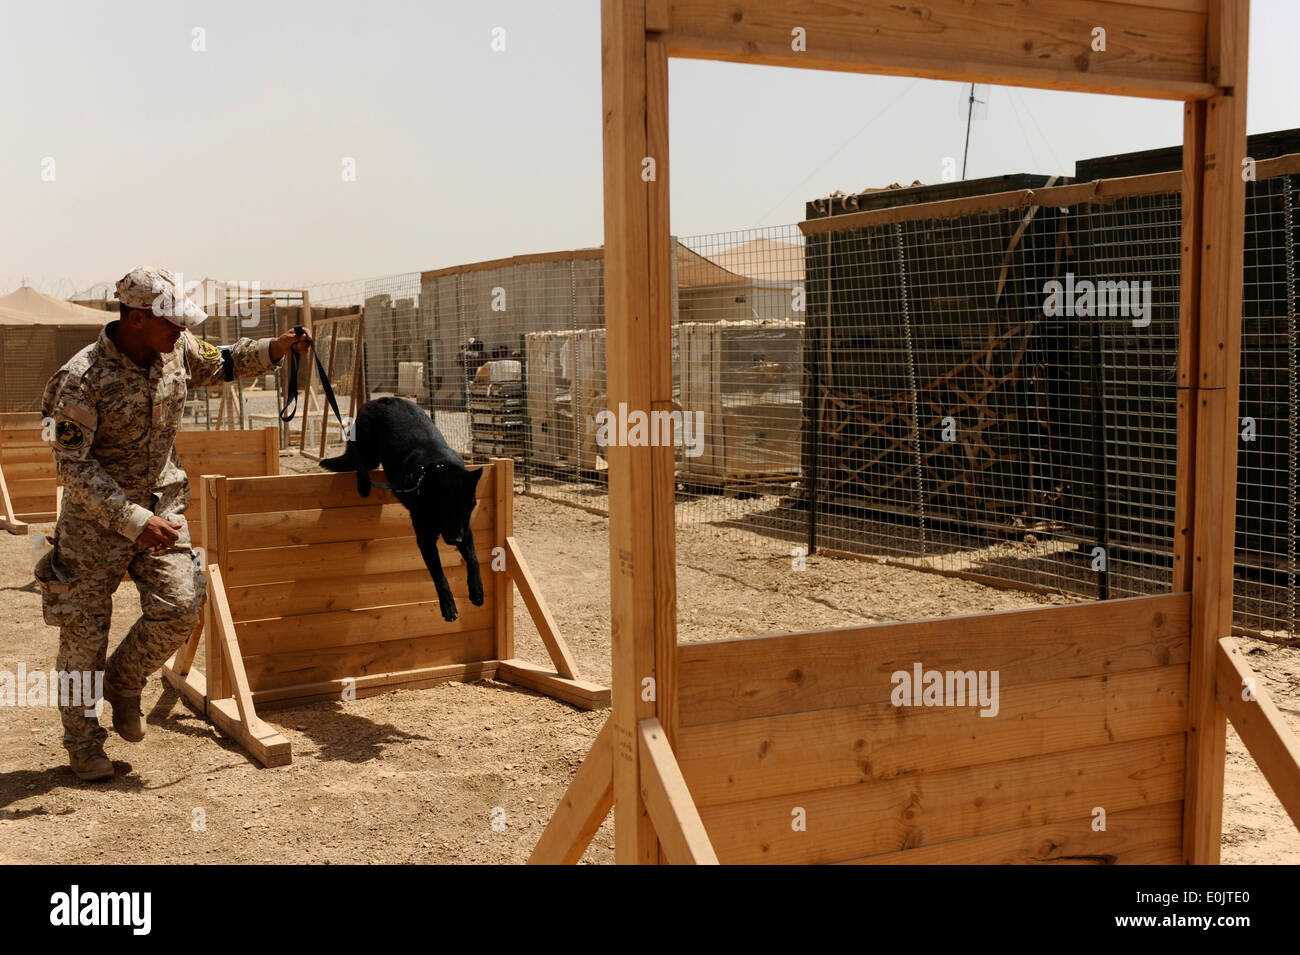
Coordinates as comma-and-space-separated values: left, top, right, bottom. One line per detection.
224, 535, 470, 587
0, 428, 49, 446
251, 661, 500, 708
180, 452, 276, 477
1174, 100, 1206, 592
6, 477, 57, 500
505, 537, 577, 679
0, 446, 54, 466
602, 0, 660, 866
207, 698, 293, 767
699, 733, 1185, 865
223, 465, 495, 514
1216, 639, 1300, 828
529, 718, 615, 864
2, 460, 56, 480
242, 628, 497, 691
203, 476, 228, 701
0, 461, 21, 532
263, 425, 280, 476
678, 664, 1189, 807
225, 500, 493, 549
844, 801, 1184, 865
638, 717, 718, 864
1184, 0, 1248, 866
175, 429, 279, 455
235, 595, 496, 657
208, 565, 259, 729
228, 561, 494, 620
661, 0, 1211, 100
493, 458, 514, 661
678, 594, 1190, 727
496, 659, 611, 710
648, 37, 679, 812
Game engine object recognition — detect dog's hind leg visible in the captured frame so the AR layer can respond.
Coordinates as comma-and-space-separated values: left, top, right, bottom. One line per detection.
456, 526, 484, 607
415, 525, 458, 622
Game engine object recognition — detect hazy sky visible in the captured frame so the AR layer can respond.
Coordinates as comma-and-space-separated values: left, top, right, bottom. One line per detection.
2, 0, 1297, 299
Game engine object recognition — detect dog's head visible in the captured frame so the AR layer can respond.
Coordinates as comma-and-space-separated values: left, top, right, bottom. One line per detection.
414, 464, 482, 546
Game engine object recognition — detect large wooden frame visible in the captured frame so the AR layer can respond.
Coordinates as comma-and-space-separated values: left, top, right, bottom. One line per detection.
162, 458, 609, 766
534, 0, 1300, 864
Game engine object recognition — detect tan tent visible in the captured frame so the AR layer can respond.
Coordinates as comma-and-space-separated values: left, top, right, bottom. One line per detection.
0, 287, 108, 412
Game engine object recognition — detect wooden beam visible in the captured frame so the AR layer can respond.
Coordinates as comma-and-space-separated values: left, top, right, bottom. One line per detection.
0, 461, 28, 535
529, 718, 615, 864
1216, 639, 1300, 829
660, 0, 1214, 101
602, 0, 661, 866
505, 537, 578, 679
495, 660, 610, 710
637, 718, 718, 865
494, 459, 515, 661
1183, 0, 1248, 865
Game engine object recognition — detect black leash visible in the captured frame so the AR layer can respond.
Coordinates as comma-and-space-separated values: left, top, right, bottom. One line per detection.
280, 324, 347, 433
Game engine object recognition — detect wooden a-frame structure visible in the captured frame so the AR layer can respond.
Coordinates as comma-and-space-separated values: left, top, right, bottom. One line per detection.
533, 0, 1300, 864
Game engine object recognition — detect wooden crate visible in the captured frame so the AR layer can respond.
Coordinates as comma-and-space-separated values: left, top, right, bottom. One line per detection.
679, 319, 803, 482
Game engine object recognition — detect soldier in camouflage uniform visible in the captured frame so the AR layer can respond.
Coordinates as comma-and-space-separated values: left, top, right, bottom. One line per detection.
35, 266, 313, 781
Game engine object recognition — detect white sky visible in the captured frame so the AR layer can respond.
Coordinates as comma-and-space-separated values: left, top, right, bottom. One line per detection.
2, 0, 1297, 298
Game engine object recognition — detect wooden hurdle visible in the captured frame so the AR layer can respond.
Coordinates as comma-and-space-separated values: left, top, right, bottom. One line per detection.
0, 425, 281, 536
161, 457, 608, 767
532, 0, 1300, 865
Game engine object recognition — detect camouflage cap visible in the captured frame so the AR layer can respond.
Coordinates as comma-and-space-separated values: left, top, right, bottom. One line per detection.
115, 266, 208, 328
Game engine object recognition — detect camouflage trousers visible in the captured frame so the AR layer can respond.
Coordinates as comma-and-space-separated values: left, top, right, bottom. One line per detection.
37, 509, 207, 755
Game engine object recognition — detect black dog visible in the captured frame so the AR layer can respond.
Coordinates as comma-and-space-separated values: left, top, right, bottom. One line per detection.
321, 396, 484, 622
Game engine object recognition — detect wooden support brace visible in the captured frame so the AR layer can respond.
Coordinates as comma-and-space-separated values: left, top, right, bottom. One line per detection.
506, 536, 579, 679
637, 717, 717, 865
0, 462, 28, 535
203, 564, 292, 767
529, 718, 615, 864
1216, 638, 1300, 829
496, 659, 610, 710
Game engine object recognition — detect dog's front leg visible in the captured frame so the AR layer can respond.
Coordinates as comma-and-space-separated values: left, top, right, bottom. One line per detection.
415, 526, 458, 622
457, 525, 484, 607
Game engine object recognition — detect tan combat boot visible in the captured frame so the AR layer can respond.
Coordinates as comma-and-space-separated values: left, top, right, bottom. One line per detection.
69, 745, 114, 782
103, 685, 145, 742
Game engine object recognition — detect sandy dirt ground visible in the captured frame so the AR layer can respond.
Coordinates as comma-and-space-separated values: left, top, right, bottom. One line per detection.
1, 451, 1296, 864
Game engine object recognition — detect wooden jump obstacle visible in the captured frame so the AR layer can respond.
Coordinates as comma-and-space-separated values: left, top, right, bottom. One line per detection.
162, 458, 609, 767
533, 0, 1300, 864
0, 423, 280, 536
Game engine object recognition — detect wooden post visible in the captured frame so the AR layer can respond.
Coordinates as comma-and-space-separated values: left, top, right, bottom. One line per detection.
1182, 0, 1249, 865
493, 457, 515, 661
603, 0, 673, 865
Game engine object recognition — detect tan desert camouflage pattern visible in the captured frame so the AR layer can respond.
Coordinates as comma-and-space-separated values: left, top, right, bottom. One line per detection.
37, 320, 278, 753
115, 265, 207, 327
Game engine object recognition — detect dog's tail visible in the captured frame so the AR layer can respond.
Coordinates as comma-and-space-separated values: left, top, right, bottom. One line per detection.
320, 442, 372, 497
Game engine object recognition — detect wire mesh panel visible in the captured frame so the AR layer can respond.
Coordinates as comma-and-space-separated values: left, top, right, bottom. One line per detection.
1237, 170, 1299, 640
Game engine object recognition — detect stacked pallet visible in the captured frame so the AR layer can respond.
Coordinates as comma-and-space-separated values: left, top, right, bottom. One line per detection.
678, 318, 803, 486
469, 363, 525, 459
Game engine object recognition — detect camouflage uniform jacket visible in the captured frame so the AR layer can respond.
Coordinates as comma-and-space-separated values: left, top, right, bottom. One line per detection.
41, 322, 279, 541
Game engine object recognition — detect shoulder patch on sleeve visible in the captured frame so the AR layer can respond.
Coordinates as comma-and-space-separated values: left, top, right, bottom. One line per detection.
55, 420, 87, 450
197, 339, 221, 361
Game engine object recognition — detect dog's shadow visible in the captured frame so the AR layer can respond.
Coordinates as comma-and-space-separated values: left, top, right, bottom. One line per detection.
278, 703, 434, 764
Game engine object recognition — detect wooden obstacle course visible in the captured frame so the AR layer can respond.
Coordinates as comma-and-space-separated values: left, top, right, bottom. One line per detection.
162, 457, 608, 766
531, 0, 1300, 865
